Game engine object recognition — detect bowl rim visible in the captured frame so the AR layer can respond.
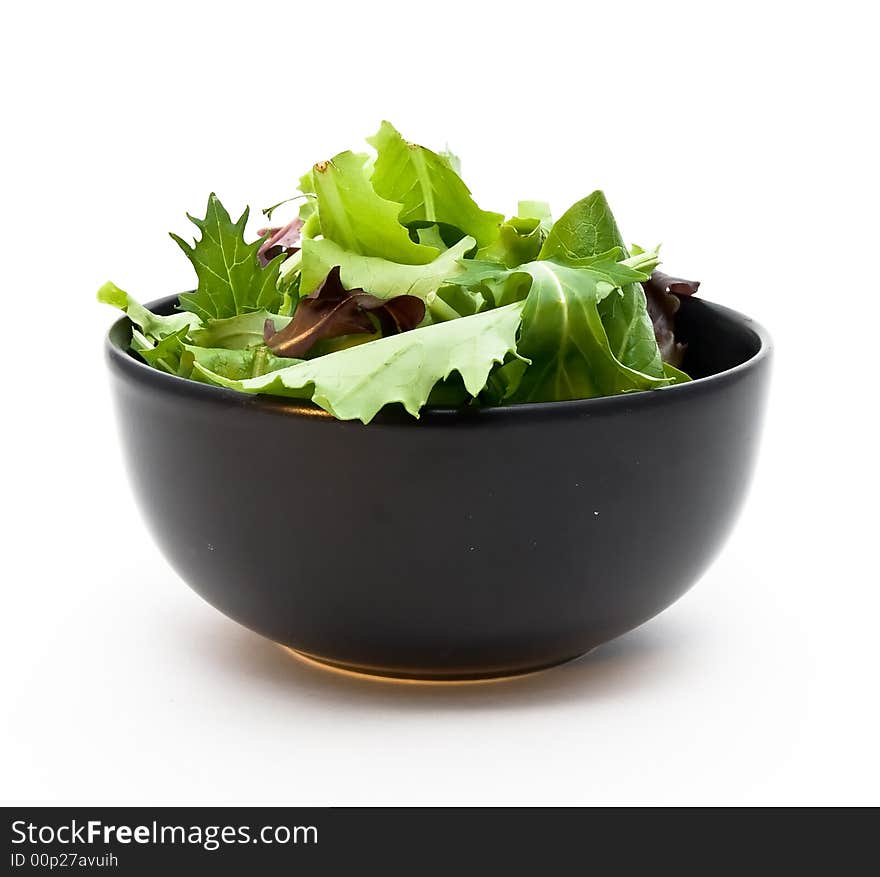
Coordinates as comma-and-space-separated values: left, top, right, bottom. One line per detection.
105, 293, 772, 423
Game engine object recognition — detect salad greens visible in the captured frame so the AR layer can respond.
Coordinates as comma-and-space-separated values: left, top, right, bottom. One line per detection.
171, 196, 286, 319
99, 121, 699, 423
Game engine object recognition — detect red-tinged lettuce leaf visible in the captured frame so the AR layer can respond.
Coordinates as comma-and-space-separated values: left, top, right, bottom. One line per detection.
264, 266, 425, 358
257, 218, 303, 267
643, 270, 700, 367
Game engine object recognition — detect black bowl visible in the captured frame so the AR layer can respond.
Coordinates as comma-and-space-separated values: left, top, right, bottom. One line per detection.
106, 294, 771, 680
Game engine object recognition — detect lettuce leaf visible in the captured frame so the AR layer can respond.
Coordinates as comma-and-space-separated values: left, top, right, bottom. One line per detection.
368, 121, 503, 249
539, 190, 623, 262
257, 218, 302, 267
540, 190, 677, 381
264, 267, 424, 358
299, 235, 474, 302
597, 245, 668, 380
187, 345, 295, 381
99, 126, 699, 421
643, 270, 701, 367
97, 281, 199, 339
517, 200, 553, 234
188, 310, 290, 350
193, 302, 526, 423
131, 328, 191, 375
452, 251, 673, 403
476, 216, 546, 268
509, 259, 674, 402
171, 194, 285, 321
311, 151, 438, 265
132, 328, 294, 381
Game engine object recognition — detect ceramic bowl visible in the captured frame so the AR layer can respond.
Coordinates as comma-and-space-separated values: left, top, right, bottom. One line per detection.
106, 295, 771, 680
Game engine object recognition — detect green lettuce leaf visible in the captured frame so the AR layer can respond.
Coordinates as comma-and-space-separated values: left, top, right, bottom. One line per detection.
171, 194, 285, 321
368, 121, 503, 249
510, 260, 673, 402
476, 216, 545, 268
600, 279, 665, 378
193, 302, 527, 423
662, 361, 692, 384
539, 190, 623, 262
311, 151, 438, 264
481, 356, 530, 404
299, 235, 475, 302
540, 190, 676, 381
439, 146, 462, 175
278, 249, 303, 288
414, 224, 450, 250
452, 252, 672, 403
517, 200, 553, 233
187, 345, 295, 381
189, 310, 290, 350
131, 328, 191, 375
132, 329, 294, 381
431, 282, 489, 321
97, 281, 199, 339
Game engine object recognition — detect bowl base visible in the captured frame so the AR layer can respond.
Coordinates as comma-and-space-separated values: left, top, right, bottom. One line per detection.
282, 646, 590, 683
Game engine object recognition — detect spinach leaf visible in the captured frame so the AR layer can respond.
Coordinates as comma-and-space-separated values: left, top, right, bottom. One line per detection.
507, 260, 674, 402
541, 190, 671, 379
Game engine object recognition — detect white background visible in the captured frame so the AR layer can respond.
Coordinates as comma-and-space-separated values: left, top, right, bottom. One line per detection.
2, 1, 877, 805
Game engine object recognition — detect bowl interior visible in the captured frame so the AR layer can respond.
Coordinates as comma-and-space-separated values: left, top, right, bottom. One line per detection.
674, 297, 764, 379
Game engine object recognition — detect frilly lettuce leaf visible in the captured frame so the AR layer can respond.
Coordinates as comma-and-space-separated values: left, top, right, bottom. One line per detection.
368, 121, 503, 249
193, 302, 527, 423
171, 194, 285, 321
311, 151, 438, 265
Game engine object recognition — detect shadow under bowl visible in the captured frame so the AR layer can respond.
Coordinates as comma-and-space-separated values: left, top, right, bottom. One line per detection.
106, 295, 771, 680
